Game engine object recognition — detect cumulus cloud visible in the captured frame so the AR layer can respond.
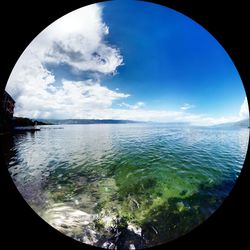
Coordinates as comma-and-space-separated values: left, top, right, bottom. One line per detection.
6, 4, 126, 119
180, 103, 195, 110
118, 101, 145, 110
27, 4, 123, 75
5, 3, 249, 127
13, 79, 129, 119
239, 97, 249, 119
6, 4, 123, 94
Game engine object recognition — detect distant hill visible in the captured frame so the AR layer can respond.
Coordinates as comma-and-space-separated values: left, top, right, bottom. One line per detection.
236, 118, 250, 127
213, 118, 249, 128
36, 119, 141, 125
13, 117, 52, 126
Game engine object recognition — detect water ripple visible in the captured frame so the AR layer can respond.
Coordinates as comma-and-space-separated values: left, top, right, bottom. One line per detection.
6, 124, 249, 246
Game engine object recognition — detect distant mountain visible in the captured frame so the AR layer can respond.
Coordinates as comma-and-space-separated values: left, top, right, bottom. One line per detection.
213, 118, 249, 128
236, 118, 250, 127
36, 119, 142, 125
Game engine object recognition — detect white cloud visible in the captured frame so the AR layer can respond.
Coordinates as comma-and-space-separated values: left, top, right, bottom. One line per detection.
12, 79, 129, 119
239, 97, 249, 119
5, 3, 249, 127
6, 3, 126, 119
118, 101, 145, 110
180, 103, 195, 110
28, 4, 123, 75
6, 4, 123, 98
6, 53, 55, 101
96, 109, 238, 126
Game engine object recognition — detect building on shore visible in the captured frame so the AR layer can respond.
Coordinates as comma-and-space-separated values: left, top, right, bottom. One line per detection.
0, 91, 15, 133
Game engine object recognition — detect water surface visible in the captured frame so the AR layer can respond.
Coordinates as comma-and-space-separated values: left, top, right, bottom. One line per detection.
7, 124, 249, 248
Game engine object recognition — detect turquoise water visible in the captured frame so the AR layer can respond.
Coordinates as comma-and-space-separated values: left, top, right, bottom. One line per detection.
7, 124, 249, 248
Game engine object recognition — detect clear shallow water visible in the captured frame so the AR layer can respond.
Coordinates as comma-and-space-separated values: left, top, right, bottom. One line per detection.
6, 124, 249, 248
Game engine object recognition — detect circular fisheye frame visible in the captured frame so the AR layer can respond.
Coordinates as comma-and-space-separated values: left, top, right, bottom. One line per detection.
2, 1, 249, 249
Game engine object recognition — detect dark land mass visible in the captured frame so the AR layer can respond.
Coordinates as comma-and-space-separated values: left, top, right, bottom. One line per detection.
13, 117, 250, 127
13, 117, 52, 126
36, 118, 142, 125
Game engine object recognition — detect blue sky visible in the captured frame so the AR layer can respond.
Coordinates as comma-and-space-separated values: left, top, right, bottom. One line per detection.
6, 0, 248, 124
101, 1, 245, 117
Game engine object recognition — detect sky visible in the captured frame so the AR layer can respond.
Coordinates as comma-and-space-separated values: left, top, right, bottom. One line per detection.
5, 0, 249, 125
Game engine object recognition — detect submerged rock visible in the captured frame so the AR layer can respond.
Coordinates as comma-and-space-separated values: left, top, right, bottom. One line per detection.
42, 204, 147, 248
176, 201, 186, 212
42, 203, 98, 242
102, 241, 116, 249
82, 228, 100, 245
127, 223, 142, 237
129, 244, 136, 250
